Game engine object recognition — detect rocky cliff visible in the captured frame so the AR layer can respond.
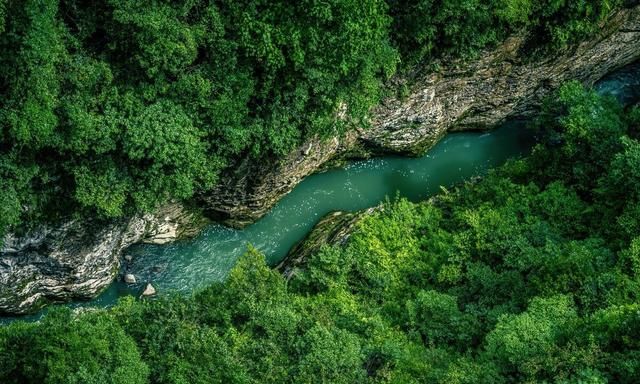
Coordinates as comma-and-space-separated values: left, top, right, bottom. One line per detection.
0, 203, 207, 314
1, 5, 639, 314
202, 5, 640, 227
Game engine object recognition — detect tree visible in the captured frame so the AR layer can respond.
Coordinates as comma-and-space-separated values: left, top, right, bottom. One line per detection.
292, 325, 365, 383
0, 308, 148, 384
406, 290, 475, 349
484, 295, 581, 380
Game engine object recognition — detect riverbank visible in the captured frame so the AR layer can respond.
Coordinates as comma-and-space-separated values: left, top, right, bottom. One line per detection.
3, 79, 639, 383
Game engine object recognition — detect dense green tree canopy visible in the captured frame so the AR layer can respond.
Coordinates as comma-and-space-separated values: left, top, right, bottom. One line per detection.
0, 0, 398, 235
0, 1, 637, 380
388, 0, 623, 65
0, 309, 148, 384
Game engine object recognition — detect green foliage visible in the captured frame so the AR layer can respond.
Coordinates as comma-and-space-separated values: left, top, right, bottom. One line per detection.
485, 295, 580, 379
0, 0, 397, 239
387, 0, 623, 66
2, 0, 64, 148
0, 308, 148, 384
1, 2, 638, 383
292, 325, 365, 383
0, 0, 6, 34
112, 296, 249, 384
532, 0, 622, 51
388, 0, 499, 64
406, 290, 476, 349
0, 0, 625, 242
122, 100, 218, 208
5, 88, 640, 384
494, 0, 534, 25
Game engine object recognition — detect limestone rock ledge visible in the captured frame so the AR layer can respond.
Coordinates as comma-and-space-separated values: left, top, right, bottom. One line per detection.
0, 203, 207, 314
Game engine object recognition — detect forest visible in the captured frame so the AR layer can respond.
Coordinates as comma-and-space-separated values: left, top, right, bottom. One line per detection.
1, 82, 639, 383
2, 0, 639, 383
0, 0, 625, 238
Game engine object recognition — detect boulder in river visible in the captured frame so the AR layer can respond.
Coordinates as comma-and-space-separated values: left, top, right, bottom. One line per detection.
141, 283, 156, 297
124, 274, 136, 284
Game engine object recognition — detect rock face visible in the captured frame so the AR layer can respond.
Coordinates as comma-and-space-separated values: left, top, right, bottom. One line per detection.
0, 202, 207, 314
364, 9, 640, 155
200, 134, 356, 228
203, 5, 640, 227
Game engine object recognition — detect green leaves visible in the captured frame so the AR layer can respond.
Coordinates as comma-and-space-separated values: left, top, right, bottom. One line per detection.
387, 0, 622, 67
2, 0, 65, 148
485, 295, 579, 379
292, 325, 365, 383
0, 309, 149, 384
0, 2, 637, 382
0, 0, 399, 231
124, 100, 218, 201
0, 0, 625, 237
5, 85, 640, 384
406, 290, 476, 349
108, 0, 202, 79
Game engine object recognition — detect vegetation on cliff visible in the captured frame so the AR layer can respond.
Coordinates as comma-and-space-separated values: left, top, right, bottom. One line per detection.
2, 83, 639, 382
389, 0, 624, 64
0, 0, 627, 239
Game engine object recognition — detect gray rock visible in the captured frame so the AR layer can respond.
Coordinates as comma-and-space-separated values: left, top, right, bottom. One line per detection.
124, 274, 136, 284
124, 255, 133, 263
141, 283, 156, 297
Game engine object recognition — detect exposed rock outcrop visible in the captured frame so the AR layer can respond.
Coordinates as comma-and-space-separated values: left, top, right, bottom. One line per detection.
203, 5, 640, 227
200, 134, 357, 228
0, 202, 207, 314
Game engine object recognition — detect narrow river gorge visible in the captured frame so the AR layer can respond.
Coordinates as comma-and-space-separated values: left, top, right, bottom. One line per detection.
1, 61, 639, 323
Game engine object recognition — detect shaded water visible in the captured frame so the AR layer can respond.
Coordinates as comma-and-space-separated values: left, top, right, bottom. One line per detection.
2, 61, 638, 323
595, 61, 640, 105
